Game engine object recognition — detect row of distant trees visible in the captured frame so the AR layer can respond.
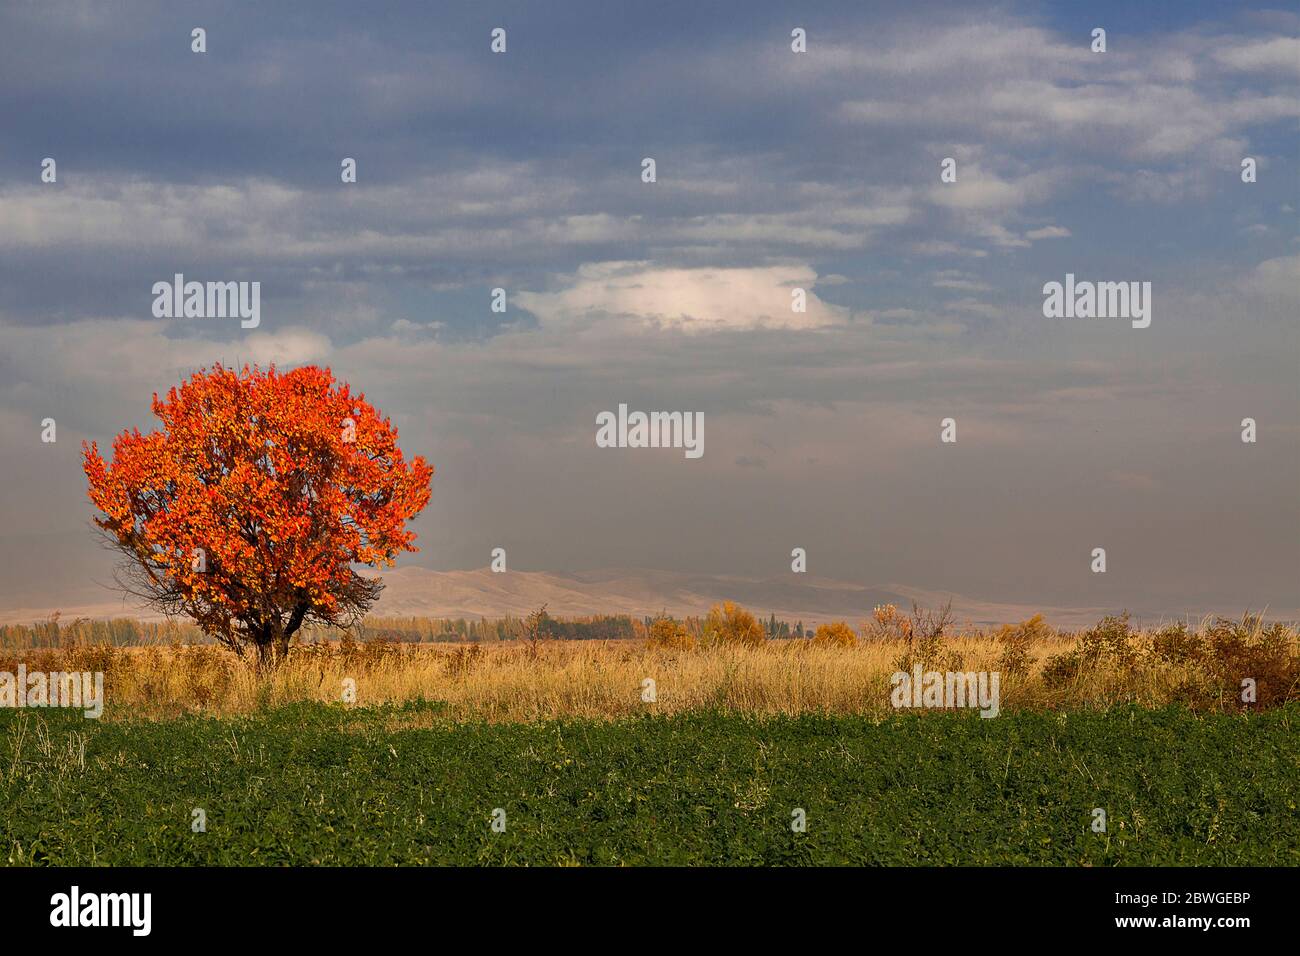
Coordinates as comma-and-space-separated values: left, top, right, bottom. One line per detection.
645, 607, 814, 643
364, 608, 818, 644
647, 602, 844, 650
0, 608, 818, 650
361, 612, 641, 643
0, 614, 201, 650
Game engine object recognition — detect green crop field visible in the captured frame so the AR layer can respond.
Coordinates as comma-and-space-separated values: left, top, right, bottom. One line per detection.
1, 702, 1296, 866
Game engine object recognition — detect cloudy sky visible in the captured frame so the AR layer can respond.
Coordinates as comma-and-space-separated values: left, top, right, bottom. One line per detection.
1, 0, 1296, 617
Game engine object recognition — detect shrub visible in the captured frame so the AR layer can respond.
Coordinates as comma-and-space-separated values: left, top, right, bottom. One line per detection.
516, 605, 554, 660
1078, 613, 1138, 669
1037, 613, 1300, 710
1202, 616, 1299, 709
865, 603, 912, 640
893, 602, 953, 672
61, 641, 120, 676
812, 621, 857, 648
702, 602, 766, 647
1041, 650, 1082, 688
647, 615, 696, 651
995, 613, 1051, 677
1150, 621, 1202, 665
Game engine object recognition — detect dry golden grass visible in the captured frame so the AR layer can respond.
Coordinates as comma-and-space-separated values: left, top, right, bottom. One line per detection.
5, 610, 1296, 722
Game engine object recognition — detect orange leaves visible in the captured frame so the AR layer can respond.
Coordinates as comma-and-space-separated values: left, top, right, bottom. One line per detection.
82, 363, 433, 635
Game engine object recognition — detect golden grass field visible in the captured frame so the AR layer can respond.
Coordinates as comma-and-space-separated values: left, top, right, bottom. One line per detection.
3, 606, 1296, 722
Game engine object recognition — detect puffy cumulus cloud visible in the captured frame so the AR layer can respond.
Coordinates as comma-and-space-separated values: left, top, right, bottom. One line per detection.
514, 262, 852, 332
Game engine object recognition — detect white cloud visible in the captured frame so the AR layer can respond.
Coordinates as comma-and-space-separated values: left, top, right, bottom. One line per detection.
835, 22, 1299, 163
929, 167, 1056, 212
1025, 225, 1071, 240
515, 262, 850, 332
241, 328, 333, 366
1213, 37, 1300, 76
1244, 252, 1300, 300
933, 270, 992, 293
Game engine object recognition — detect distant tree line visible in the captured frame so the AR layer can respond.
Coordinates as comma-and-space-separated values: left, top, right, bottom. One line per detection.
641, 612, 802, 638
0, 609, 812, 650
359, 612, 640, 643
0, 614, 204, 649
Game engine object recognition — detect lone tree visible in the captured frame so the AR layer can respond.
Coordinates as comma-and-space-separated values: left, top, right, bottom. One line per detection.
82, 364, 433, 667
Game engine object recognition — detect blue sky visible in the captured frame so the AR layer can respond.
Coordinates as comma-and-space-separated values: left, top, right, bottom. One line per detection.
0, 1, 1296, 617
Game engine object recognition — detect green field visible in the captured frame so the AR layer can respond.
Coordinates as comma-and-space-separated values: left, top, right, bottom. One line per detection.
2, 703, 1297, 865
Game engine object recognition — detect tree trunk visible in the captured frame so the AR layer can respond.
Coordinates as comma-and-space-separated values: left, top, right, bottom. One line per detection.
254, 638, 279, 673
246, 606, 307, 673
252, 626, 289, 673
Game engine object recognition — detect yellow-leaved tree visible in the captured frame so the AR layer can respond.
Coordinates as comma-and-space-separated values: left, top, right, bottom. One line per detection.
703, 601, 766, 647
812, 621, 857, 647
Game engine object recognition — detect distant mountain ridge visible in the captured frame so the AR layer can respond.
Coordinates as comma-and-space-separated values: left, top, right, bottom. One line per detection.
366, 566, 1114, 629
4, 566, 1288, 630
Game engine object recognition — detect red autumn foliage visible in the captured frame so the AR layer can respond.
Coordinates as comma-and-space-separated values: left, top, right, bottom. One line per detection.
82, 364, 433, 666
